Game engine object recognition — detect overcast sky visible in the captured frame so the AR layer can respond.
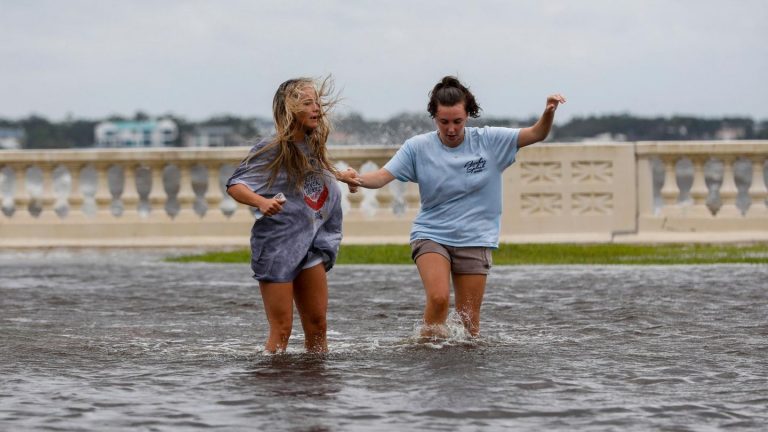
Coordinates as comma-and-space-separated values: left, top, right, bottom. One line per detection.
2, 0, 766, 122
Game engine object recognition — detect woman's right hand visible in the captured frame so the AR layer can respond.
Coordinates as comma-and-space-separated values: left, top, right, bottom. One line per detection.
257, 195, 285, 217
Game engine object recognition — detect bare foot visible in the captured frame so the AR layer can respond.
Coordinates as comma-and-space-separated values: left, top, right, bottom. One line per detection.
419, 323, 449, 341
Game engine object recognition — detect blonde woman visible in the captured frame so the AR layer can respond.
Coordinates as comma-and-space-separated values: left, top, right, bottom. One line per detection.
226, 77, 359, 353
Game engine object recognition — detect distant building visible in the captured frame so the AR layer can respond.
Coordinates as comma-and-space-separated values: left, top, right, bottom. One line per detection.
0, 128, 25, 149
581, 132, 627, 142
715, 126, 748, 140
184, 125, 243, 147
95, 119, 178, 148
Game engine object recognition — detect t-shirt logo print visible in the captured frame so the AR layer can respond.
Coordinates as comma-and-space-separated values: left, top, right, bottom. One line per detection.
303, 173, 328, 211
464, 157, 487, 174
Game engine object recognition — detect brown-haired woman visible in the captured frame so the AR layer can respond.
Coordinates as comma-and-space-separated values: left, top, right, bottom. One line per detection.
356, 76, 566, 339
226, 77, 359, 353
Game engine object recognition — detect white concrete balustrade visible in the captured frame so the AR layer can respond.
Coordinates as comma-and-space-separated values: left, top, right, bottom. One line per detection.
1, 141, 767, 247
636, 141, 768, 237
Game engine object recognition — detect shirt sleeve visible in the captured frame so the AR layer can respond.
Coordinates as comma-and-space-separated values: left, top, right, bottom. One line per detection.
226, 139, 274, 195
485, 127, 520, 170
383, 139, 418, 182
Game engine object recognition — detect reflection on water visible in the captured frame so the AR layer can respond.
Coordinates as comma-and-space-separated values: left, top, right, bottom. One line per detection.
1, 250, 767, 431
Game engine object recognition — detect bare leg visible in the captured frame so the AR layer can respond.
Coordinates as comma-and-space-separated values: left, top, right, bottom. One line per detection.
453, 273, 487, 337
259, 281, 294, 353
415, 253, 451, 338
293, 263, 329, 353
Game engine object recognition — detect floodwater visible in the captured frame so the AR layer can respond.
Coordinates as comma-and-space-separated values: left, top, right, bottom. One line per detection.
1, 250, 766, 431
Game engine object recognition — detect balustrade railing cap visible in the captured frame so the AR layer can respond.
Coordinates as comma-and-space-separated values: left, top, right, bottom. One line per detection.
0, 146, 253, 163
3, 141, 766, 164
636, 140, 768, 155
0, 145, 405, 164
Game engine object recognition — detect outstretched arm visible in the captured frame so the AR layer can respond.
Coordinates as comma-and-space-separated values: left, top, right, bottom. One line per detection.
518, 94, 567, 148
358, 168, 396, 190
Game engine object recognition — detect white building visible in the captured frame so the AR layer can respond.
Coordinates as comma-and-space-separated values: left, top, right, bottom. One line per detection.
715, 126, 748, 140
95, 119, 178, 147
184, 125, 242, 147
0, 128, 25, 149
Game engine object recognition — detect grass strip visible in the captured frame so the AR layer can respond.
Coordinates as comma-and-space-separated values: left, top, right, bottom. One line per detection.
166, 243, 768, 265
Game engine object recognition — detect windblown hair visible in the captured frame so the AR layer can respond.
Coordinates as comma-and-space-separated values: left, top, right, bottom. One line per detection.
427, 76, 481, 118
248, 76, 339, 191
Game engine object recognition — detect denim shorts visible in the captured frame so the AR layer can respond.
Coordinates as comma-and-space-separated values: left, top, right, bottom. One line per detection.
410, 239, 492, 275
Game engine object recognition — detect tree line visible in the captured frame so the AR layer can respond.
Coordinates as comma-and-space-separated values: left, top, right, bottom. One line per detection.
1, 112, 767, 149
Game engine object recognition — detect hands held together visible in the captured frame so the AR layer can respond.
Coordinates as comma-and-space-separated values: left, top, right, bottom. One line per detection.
336, 168, 363, 193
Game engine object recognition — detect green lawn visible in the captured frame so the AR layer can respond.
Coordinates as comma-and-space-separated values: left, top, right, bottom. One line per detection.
167, 243, 768, 265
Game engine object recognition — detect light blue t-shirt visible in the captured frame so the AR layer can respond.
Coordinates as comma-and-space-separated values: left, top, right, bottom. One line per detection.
383, 126, 519, 248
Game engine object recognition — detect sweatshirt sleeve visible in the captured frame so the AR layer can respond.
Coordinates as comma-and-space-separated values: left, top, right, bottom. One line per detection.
226, 139, 275, 195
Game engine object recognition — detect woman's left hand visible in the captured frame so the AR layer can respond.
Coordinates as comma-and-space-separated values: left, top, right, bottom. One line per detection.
545, 93, 567, 113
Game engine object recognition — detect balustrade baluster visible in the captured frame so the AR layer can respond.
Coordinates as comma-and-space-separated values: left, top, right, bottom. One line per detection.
121, 163, 140, 216
746, 156, 767, 217
67, 164, 84, 216
717, 156, 741, 217
94, 164, 113, 216
687, 156, 712, 217
177, 162, 196, 217
0, 167, 11, 217
659, 156, 681, 216
40, 164, 57, 217
205, 163, 224, 216
148, 163, 167, 217
12, 164, 29, 218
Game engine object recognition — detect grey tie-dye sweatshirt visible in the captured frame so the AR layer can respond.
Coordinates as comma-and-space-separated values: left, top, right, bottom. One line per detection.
226, 138, 343, 282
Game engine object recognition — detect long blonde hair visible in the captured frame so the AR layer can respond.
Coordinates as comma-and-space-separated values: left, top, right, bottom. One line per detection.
249, 76, 339, 191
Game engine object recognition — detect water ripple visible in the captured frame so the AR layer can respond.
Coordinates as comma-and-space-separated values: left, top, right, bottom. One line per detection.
1, 254, 767, 430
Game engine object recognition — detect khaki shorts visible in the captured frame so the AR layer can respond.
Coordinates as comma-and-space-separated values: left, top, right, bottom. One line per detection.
410, 239, 492, 275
